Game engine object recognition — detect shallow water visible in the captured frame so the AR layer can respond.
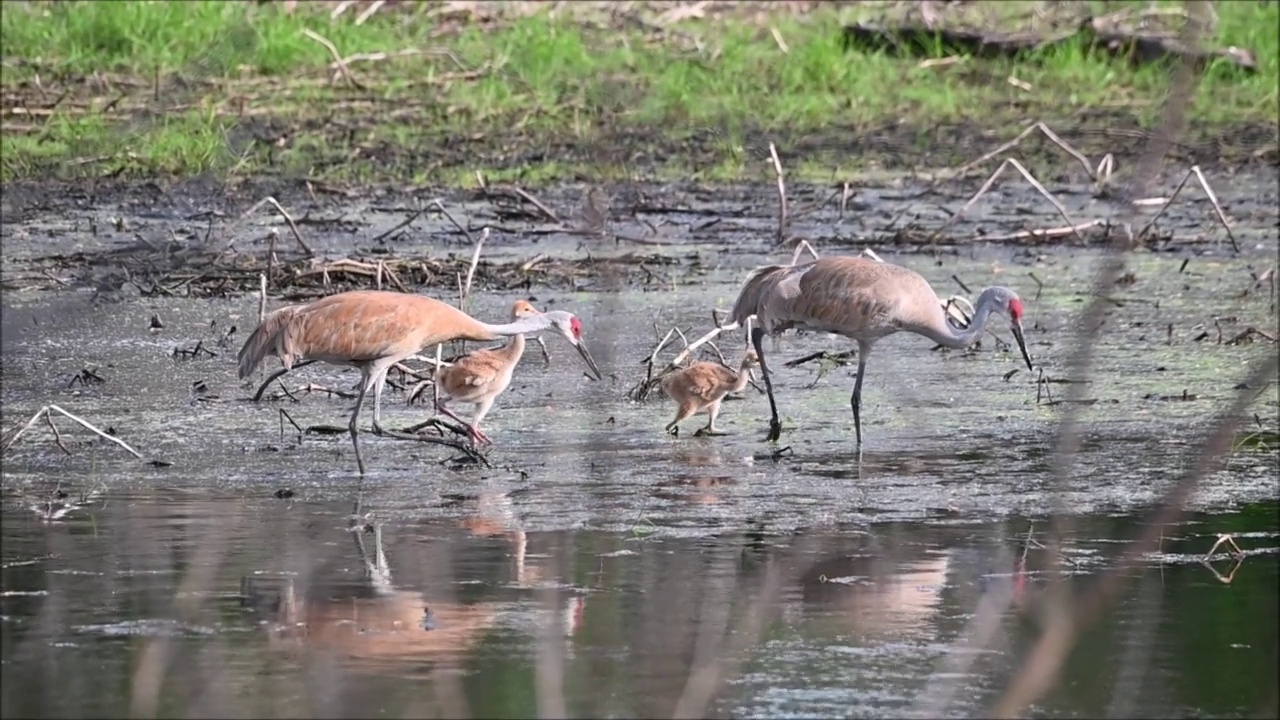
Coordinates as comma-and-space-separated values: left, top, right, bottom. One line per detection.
2, 177, 1278, 717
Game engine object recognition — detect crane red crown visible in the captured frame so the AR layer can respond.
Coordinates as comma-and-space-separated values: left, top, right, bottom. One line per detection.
1008, 297, 1024, 321
570, 316, 583, 339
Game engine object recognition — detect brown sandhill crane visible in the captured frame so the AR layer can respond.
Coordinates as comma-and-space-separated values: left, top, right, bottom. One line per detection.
729, 256, 1034, 445
420, 299, 542, 446
237, 290, 602, 475
660, 350, 759, 436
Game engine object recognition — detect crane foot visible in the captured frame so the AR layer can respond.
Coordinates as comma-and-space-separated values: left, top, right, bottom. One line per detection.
765, 420, 783, 443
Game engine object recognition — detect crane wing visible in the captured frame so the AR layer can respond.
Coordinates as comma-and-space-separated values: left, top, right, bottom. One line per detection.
440, 349, 505, 394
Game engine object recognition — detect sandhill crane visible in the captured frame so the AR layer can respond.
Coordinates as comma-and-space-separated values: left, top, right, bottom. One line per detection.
729, 256, 1034, 445
660, 349, 759, 436
237, 290, 602, 475
418, 299, 542, 445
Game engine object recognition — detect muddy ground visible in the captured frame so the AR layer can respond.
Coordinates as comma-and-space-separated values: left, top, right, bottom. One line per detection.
2, 155, 1278, 717
2, 148, 1277, 303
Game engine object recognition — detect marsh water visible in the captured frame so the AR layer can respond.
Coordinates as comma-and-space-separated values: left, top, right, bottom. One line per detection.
2, 174, 1278, 718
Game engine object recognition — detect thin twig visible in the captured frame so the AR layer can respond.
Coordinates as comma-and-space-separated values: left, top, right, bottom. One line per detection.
431, 199, 475, 244
238, 196, 315, 256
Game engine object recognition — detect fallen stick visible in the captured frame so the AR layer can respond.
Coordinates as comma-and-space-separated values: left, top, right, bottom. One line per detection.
369, 208, 423, 243
2, 405, 143, 459
981, 219, 1108, 243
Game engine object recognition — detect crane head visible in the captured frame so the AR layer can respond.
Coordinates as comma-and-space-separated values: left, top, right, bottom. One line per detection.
545, 311, 602, 381
1005, 296, 1034, 372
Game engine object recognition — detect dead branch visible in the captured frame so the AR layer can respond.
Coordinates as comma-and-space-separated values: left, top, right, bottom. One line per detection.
486, 184, 561, 223
981, 219, 1109, 243
788, 239, 820, 266
2, 404, 144, 459
237, 196, 315, 257
369, 207, 423, 243
431, 199, 475, 244
949, 121, 1108, 186
1135, 165, 1238, 251
928, 158, 1089, 245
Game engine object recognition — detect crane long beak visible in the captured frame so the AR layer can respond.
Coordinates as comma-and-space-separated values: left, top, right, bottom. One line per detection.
1011, 322, 1034, 372
575, 340, 603, 380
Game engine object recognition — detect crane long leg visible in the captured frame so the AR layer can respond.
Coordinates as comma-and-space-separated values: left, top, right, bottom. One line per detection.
369, 364, 392, 435
851, 342, 870, 447
349, 369, 372, 476
750, 327, 783, 443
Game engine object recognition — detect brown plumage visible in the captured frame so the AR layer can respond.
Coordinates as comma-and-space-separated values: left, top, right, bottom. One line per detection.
660, 350, 759, 436
432, 299, 541, 445
730, 256, 1034, 445
236, 290, 602, 475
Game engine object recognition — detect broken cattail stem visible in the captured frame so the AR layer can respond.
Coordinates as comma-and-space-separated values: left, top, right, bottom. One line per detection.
461, 227, 490, 313
258, 273, 267, 324
768, 142, 788, 244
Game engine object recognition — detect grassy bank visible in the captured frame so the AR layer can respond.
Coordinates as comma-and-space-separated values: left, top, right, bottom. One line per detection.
1, 0, 1276, 185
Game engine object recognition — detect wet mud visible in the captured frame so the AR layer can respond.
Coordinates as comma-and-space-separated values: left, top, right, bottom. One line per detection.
2, 171, 1278, 717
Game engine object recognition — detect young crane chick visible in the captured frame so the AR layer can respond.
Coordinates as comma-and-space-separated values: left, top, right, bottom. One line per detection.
660, 350, 760, 437
433, 300, 541, 445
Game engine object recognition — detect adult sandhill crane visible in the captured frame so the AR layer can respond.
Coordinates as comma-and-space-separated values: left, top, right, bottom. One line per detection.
660, 349, 759, 436
423, 299, 542, 446
729, 256, 1034, 445
237, 290, 602, 475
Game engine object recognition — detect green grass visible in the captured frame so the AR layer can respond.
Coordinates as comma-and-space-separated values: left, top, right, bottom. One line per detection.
1, 1, 1275, 184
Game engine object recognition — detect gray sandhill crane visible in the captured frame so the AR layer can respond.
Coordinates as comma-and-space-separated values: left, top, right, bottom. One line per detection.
660, 350, 759, 436
415, 299, 542, 446
237, 290, 602, 475
729, 256, 1034, 445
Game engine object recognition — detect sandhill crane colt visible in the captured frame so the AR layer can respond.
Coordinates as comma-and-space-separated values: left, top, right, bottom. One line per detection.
237, 290, 602, 475
660, 350, 759, 436
730, 256, 1034, 445
421, 299, 543, 446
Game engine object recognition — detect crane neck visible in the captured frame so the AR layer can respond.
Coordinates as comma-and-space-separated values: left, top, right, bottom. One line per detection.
729, 364, 753, 394
919, 289, 1002, 349
478, 314, 554, 339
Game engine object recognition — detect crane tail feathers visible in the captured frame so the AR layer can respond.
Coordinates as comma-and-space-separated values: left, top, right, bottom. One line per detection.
237, 306, 298, 379
730, 264, 791, 326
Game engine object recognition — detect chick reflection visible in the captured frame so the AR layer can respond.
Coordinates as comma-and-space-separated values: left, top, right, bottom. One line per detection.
450, 490, 586, 638
650, 446, 738, 505
799, 549, 953, 640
